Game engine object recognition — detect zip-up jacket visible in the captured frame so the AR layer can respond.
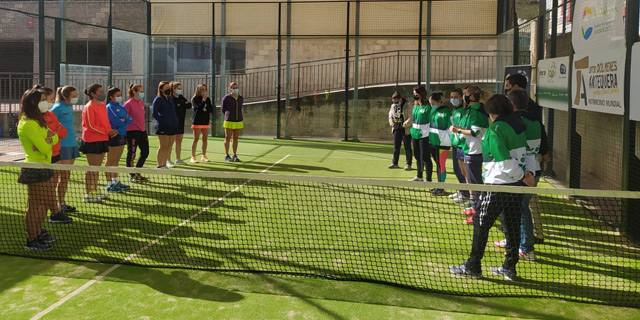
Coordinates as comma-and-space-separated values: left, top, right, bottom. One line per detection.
221, 94, 243, 122
388, 98, 413, 135
152, 96, 179, 131
18, 117, 59, 163
192, 96, 214, 125
172, 95, 191, 126
513, 110, 542, 173
482, 114, 528, 184
50, 101, 76, 148
44, 111, 67, 157
450, 105, 465, 148
459, 103, 489, 155
429, 105, 452, 147
82, 101, 111, 143
107, 101, 133, 136
410, 104, 430, 140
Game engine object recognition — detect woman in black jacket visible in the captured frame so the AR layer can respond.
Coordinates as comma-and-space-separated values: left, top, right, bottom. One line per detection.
169, 81, 191, 166
190, 84, 213, 163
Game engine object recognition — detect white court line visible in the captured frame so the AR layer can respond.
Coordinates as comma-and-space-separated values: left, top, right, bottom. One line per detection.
30, 155, 290, 320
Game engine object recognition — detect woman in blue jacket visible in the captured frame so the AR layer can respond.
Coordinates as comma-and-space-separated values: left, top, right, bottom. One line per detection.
105, 86, 133, 192
152, 81, 179, 169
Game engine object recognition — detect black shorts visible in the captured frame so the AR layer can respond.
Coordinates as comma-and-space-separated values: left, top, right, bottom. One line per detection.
51, 154, 61, 163
155, 125, 176, 136
80, 140, 109, 154
108, 134, 126, 147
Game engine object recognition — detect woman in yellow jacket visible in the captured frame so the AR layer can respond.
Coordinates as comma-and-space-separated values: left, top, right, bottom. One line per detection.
17, 86, 59, 251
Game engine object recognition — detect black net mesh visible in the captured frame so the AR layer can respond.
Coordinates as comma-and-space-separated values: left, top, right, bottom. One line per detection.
0, 162, 638, 307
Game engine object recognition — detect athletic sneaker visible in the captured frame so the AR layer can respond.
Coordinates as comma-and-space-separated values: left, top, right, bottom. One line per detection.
106, 183, 124, 193
191, 157, 199, 163
49, 211, 72, 224
519, 250, 536, 261
449, 264, 482, 279
430, 189, 445, 196
201, 155, 211, 162
461, 207, 475, 216
158, 166, 169, 170
83, 192, 102, 203
449, 192, 461, 199
490, 266, 516, 281
404, 164, 412, 171
224, 155, 233, 162
464, 216, 474, 224
115, 181, 130, 191
388, 163, 399, 169
25, 238, 52, 251
493, 239, 507, 248
409, 176, 423, 182
166, 160, 175, 168
232, 155, 241, 162
97, 192, 109, 200
38, 229, 57, 244
130, 174, 145, 183
60, 203, 76, 213
174, 159, 186, 165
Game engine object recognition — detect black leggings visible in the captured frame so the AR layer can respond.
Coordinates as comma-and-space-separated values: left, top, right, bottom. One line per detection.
464, 154, 484, 208
126, 130, 150, 174
412, 137, 432, 180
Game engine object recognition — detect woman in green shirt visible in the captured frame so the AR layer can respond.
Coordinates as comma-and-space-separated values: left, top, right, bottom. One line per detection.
17, 86, 59, 251
409, 86, 433, 182
428, 93, 452, 195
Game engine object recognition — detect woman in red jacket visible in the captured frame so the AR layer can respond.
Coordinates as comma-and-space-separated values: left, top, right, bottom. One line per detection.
39, 86, 72, 223
80, 84, 117, 203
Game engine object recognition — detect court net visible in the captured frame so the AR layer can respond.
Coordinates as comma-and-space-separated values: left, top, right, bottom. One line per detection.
0, 161, 639, 307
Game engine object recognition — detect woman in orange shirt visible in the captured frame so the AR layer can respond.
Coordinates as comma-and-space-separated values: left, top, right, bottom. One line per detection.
80, 84, 117, 203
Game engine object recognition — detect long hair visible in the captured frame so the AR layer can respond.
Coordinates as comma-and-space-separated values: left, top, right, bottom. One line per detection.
413, 85, 428, 106
128, 84, 143, 99
157, 81, 170, 98
193, 84, 207, 100
56, 85, 77, 103
20, 85, 46, 128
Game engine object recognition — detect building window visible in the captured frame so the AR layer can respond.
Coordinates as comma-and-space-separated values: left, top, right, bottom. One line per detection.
174, 40, 246, 74
66, 41, 109, 66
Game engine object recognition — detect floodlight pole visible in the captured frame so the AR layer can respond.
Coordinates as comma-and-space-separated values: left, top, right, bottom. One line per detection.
38, 0, 45, 85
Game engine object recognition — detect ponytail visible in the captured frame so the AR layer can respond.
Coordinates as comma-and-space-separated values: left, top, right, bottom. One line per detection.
56, 85, 77, 103
128, 84, 142, 98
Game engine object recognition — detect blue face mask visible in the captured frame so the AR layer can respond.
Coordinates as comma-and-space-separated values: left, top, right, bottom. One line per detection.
450, 98, 460, 107
115, 96, 123, 103
432, 104, 439, 108
175, 90, 183, 96
232, 89, 239, 95
138, 92, 145, 99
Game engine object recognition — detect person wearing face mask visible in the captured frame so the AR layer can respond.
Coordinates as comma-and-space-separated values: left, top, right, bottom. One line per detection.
51, 85, 80, 220
18, 85, 59, 251
81, 83, 117, 203
190, 84, 214, 163
387, 91, 413, 170
427, 92, 451, 196
448, 88, 471, 205
450, 94, 534, 281
168, 81, 191, 167
409, 85, 433, 182
105, 86, 132, 193
124, 84, 150, 183
152, 81, 179, 169
39, 86, 71, 224
221, 82, 244, 162
449, 86, 489, 224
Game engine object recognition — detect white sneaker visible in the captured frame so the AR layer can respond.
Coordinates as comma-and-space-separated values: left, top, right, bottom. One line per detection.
448, 192, 460, 199
158, 166, 169, 170
166, 160, 175, 168
493, 239, 507, 248
519, 250, 536, 261
174, 159, 186, 165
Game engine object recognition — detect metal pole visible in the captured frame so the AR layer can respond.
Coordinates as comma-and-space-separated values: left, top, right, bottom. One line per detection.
417, 0, 423, 85
219, 0, 227, 137
146, 0, 152, 133
343, 1, 350, 141
211, 3, 217, 137
284, 0, 292, 139
425, 0, 432, 90
622, 0, 639, 191
59, 0, 66, 85
54, 19, 61, 89
352, 0, 360, 142
107, 0, 113, 86
276, 3, 282, 139
38, 0, 45, 84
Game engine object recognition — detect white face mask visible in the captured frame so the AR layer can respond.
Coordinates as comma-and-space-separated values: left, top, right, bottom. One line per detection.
70, 97, 79, 105
38, 101, 52, 113
490, 114, 498, 122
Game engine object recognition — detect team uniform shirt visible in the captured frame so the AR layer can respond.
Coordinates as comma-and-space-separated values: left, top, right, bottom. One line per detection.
449, 105, 465, 148
429, 105, 452, 147
410, 104, 430, 140
82, 101, 111, 142
124, 98, 146, 132
43, 111, 67, 157
482, 115, 529, 184
18, 117, 59, 163
107, 101, 133, 136
50, 101, 76, 148
459, 103, 489, 155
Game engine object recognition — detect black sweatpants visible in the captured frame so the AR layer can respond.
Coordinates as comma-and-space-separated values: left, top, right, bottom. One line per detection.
464, 154, 484, 208
126, 130, 150, 175
465, 188, 524, 273
412, 137, 432, 180
392, 129, 413, 166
